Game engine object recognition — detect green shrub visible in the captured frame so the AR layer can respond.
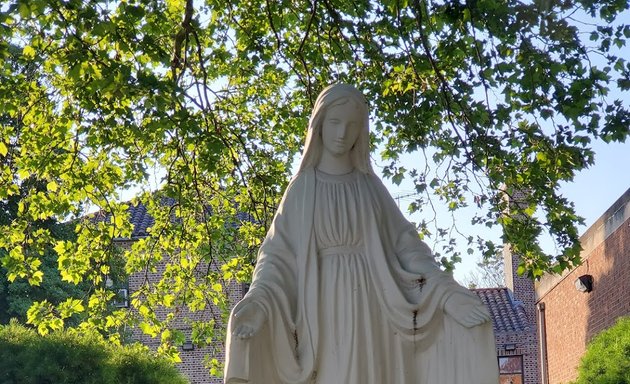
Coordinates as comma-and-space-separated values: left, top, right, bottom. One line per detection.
0, 320, 189, 384
572, 316, 630, 384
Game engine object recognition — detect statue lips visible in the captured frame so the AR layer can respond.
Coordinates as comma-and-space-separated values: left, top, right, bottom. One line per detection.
333, 139, 349, 152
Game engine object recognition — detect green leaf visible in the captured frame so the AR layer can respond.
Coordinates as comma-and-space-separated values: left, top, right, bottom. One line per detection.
22, 45, 36, 58
47, 180, 58, 192
28, 270, 44, 286
163, 294, 175, 307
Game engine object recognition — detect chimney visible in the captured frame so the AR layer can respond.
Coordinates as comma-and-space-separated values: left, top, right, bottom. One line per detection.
502, 187, 537, 323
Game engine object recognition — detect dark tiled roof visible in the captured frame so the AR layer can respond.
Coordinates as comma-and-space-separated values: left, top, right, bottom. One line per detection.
126, 200, 161, 237
473, 287, 531, 333
89, 198, 176, 238
97, 199, 254, 238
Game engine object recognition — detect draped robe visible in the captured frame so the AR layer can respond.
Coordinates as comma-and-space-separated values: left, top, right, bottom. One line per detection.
225, 169, 499, 384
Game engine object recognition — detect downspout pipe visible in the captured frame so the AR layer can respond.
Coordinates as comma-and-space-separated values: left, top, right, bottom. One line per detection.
538, 302, 548, 384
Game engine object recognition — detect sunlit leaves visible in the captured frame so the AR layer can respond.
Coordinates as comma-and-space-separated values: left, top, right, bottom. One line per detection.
26, 300, 64, 335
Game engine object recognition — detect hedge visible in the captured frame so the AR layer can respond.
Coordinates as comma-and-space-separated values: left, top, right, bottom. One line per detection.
572, 316, 630, 384
0, 320, 189, 384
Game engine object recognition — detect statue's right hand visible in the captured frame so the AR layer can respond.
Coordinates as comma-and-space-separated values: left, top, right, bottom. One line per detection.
232, 301, 267, 339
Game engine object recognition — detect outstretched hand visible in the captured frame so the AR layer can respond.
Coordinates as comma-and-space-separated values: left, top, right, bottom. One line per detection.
444, 292, 491, 328
232, 301, 267, 339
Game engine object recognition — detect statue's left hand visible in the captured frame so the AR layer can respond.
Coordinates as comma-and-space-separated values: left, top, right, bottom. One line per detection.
444, 292, 491, 328
232, 301, 267, 339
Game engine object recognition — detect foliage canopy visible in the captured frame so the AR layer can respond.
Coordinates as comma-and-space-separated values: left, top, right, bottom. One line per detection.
0, 0, 628, 364
0, 177, 91, 325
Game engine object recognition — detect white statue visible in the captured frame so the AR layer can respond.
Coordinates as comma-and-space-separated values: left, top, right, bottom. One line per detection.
225, 84, 499, 384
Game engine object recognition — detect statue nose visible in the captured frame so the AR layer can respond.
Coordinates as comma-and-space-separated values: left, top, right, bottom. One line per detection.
339, 124, 348, 138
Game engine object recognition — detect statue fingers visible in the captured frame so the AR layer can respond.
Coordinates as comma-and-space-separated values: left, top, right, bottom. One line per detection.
458, 317, 479, 328
473, 308, 491, 322
232, 325, 245, 337
234, 325, 254, 339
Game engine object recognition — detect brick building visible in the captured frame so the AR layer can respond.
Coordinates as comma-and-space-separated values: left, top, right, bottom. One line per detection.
108, 201, 232, 384
471, 235, 543, 384
494, 186, 630, 384
111, 186, 629, 384
475, 287, 540, 384
116, 197, 543, 384
479, 186, 542, 384
535, 187, 630, 384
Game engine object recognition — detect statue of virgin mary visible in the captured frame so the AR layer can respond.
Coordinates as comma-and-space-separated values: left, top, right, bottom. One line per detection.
225, 84, 499, 384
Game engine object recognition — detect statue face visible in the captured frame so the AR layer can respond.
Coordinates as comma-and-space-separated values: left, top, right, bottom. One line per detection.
321, 101, 363, 158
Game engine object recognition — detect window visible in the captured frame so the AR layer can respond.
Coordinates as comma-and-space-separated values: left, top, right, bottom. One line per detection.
498, 355, 524, 384
106, 275, 130, 308
113, 288, 129, 308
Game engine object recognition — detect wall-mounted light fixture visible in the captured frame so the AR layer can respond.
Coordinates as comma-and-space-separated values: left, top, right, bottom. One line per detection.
574, 274, 593, 293
504, 343, 516, 351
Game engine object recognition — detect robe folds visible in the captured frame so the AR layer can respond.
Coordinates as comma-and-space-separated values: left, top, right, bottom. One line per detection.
225, 168, 499, 384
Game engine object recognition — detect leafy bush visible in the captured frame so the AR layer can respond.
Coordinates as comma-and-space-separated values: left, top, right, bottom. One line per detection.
572, 316, 630, 384
0, 320, 189, 384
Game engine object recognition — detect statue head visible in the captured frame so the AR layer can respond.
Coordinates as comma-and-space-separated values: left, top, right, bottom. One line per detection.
298, 84, 373, 174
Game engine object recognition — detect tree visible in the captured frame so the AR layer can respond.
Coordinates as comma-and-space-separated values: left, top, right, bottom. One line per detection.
0, 176, 94, 325
0, 0, 628, 363
0, 43, 94, 326
571, 316, 630, 384
461, 250, 505, 289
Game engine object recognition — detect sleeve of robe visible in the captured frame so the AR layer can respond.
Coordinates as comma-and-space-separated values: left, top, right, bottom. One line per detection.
225, 175, 314, 384
366, 173, 484, 313
365, 174, 500, 384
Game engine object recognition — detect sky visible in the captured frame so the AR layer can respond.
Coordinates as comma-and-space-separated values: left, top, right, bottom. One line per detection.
376, 138, 630, 284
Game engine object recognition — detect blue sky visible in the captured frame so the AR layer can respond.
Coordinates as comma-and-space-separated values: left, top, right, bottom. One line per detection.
377, 138, 630, 284
560, 139, 630, 230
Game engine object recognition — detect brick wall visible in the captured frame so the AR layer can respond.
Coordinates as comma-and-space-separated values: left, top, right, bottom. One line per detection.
495, 331, 540, 384
117, 239, 244, 384
536, 188, 630, 384
500, 247, 541, 384
504, 244, 538, 325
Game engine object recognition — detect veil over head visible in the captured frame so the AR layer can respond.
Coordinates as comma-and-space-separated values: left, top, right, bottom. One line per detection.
297, 84, 373, 174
